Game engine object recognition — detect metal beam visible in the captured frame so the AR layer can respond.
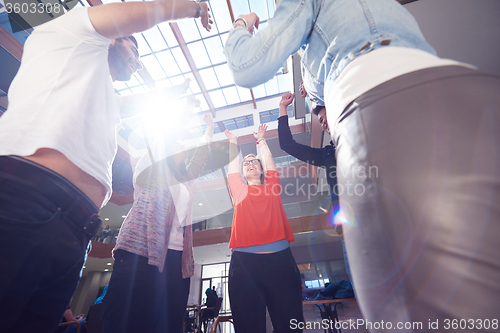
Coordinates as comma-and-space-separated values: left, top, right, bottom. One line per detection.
0, 25, 23, 61
169, 22, 216, 116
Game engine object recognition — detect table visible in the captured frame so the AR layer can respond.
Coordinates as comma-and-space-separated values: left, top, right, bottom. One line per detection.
185, 304, 203, 333
302, 298, 357, 333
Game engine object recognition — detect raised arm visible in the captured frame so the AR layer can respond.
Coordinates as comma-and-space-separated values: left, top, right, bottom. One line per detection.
223, 0, 316, 88
254, 124, 276, 171
185, 113, 215, 182
88, 0, 212, 40
224, 130, 240, 174
278, 92, 327, 167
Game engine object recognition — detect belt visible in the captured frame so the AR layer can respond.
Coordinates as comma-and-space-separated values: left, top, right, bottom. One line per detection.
0, 155, 102, 237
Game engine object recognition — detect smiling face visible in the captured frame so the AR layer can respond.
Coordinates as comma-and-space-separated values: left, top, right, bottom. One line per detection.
108, 37, 143, 82
317, 107, 330, 135
242, 155, 264, 184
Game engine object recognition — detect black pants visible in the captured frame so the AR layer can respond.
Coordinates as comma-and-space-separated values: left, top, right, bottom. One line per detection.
0, 156, 99, 333
228, 248, 304, 333
102, 249, 190, 333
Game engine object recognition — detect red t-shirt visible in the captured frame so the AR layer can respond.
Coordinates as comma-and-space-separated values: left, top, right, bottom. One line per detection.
228, 170, 295, 249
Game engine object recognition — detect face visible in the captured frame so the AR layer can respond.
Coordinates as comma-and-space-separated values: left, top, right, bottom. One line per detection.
317, 108, 330, 134
242, 157, 263, 179
108, 38, 143, 81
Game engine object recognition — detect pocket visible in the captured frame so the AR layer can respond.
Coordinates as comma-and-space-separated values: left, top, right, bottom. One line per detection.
0, 184, 59, 224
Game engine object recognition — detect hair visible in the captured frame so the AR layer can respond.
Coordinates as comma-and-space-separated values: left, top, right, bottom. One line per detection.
241, 154, 265, 185
311, 104, 325, 116
115, 36, 138, 48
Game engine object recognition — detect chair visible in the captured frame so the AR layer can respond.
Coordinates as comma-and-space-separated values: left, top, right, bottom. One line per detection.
211, 315, 233, 333
183, 307, 197, 333
56, 321, 81, 333
199, 297, 222, 333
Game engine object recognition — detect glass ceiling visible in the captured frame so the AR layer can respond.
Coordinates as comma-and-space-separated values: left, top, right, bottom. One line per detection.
107, 0, 293, 113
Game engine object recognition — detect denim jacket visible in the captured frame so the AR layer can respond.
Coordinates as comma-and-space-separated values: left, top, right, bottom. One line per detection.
224, 0, 436, 105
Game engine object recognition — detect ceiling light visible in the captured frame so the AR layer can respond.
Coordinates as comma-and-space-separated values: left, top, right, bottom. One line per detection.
104, 269, 109, 272
104, 218, 109, 221
107, 263, 112, 266
122, 215, 127, 218
82, 266, 86, 269
198, 203, 203, 206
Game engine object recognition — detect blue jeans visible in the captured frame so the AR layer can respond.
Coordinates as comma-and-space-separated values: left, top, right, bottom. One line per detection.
0, 156, 100, 333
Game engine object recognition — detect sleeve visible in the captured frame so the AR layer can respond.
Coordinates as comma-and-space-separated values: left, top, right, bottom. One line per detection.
41, 7, 112, 47
278, 115, 327, 167
223, 0, 319, 88
228, 173, 247, 206
185, 139, 211, 186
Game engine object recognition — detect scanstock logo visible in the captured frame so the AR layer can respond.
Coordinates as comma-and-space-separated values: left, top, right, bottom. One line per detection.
1, 0, 79, 32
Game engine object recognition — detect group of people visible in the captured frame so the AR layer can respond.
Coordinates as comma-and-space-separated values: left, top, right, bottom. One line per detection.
0, 0, 499, 333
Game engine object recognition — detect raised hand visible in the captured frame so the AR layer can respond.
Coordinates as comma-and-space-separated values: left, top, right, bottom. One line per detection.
199, 3, 213, 32
253, 123, 267, 141
299, 81, 307, 98
224, 129, 238, 143
203, 113, 214, 128
280, 92, 295, 108
238, 13, 259, 35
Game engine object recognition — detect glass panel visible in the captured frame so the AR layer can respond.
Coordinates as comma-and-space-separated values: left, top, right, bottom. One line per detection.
236, 86, 252, 102
220, 32, 230, 48
203, 36, 226, 65
264, 77, 279, 96
140, 55, 167, 80
230, 0, 250, 19
252, 83, 266, 99
187, 41, 212, 69
267, 0, 275, 17
277, 71, 292, 93
222, 86, 240, 105
157, 22, 178, 47
155, 50, 181, 77
213, 64, 233, 87
135, 33, 152, 56
177, 18, 202, 43
170, 47, 191, 73
198, 68, 220, 90
142, 26, 167, 52
183, 72, 201, 94
249, 0, 269, 21
202, 263, 226, 278
208, 89, 227, 108
210, 0, 233, 33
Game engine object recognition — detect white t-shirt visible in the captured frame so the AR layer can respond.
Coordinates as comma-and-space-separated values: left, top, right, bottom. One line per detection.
325, 47, 475, 123
0, 8, 122, 205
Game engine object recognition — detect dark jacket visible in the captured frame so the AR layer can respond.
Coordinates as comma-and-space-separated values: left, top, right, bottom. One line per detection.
278, 115, 337, 202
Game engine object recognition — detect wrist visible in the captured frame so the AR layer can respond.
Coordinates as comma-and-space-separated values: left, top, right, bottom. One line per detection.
194, 1, 201, 19
256, 138, 266, 145
232, 17, 248, 30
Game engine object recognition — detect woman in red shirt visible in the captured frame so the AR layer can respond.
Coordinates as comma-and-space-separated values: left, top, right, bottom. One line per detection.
225, 124, 304, 333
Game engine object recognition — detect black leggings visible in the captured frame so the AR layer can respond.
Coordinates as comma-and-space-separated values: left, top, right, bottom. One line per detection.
102, 249, 190, 333
228, 248, 304, 333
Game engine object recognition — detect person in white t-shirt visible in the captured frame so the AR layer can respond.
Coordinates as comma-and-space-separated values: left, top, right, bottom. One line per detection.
0, 2, 212, 332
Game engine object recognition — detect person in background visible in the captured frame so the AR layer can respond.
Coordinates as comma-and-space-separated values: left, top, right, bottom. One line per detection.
224, 0, 500, 327
54, 307, 86, 333
224, 124, 304, 333
0, 1, 212, 332
211, 286, 217, 297
102, 114, 215, 333
277, 91, 354, 293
